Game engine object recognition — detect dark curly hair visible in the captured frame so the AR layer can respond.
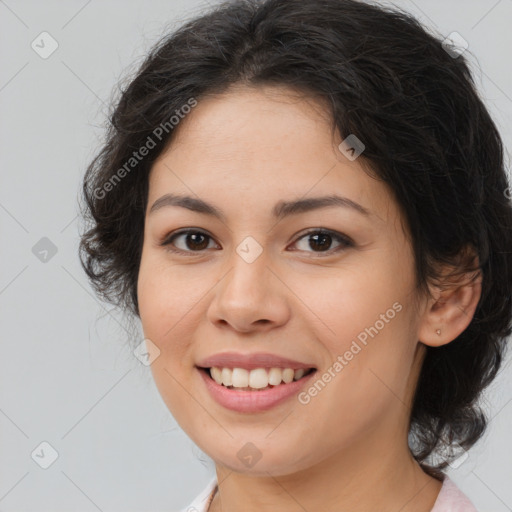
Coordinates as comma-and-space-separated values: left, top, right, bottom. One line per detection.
79, 0, 512, 478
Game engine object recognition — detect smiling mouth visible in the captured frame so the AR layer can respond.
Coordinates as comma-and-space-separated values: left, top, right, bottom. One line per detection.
198, 366, 317, 391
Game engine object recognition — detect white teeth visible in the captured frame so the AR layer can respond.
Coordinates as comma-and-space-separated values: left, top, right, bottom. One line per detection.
231, 368, 249, 388
208, 366, 311, 389
221, 367, 232, 386
293, 368, 305, 380
282, 368, 294, 383
249, 368, 269, 389
268, 367, 283, 386
210, 367, 222, 385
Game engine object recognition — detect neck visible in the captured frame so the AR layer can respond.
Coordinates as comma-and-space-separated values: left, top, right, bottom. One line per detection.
208, 433, 442, 512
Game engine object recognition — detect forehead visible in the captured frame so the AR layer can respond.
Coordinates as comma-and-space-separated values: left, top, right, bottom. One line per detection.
148, 85, 397, 227
153, 86, 332, 173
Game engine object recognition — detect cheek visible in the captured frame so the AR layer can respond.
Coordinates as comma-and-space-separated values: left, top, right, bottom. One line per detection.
297, 258, 416, 408
300, 314, 416, 453
137, 254, 206, 428
138, 248, 195, 331
296, 258, 406, 345
137, 252, 194, 363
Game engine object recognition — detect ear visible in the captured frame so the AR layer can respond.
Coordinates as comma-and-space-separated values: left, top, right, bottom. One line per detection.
418, 247, 482, 348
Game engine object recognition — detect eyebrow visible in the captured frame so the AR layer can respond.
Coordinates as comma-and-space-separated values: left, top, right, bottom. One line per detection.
148, 193, 371, 220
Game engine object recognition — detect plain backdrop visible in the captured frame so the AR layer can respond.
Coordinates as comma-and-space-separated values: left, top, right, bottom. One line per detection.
1, 0, 511, 510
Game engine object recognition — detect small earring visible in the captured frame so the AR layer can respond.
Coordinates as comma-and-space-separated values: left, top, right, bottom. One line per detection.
435, 329, 441, 336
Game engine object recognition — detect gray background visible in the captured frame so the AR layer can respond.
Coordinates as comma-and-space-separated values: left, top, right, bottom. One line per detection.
1, 0, 511, 510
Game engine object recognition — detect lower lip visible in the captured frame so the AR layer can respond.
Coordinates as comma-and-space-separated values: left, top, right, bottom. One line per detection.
197, 368, 317, 413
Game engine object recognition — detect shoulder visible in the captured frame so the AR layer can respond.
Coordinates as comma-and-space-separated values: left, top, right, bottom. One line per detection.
178, 477, 218, 512
430, 475, 479, 512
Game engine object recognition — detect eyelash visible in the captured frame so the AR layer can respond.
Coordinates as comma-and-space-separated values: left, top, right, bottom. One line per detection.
160, 228, 354, 257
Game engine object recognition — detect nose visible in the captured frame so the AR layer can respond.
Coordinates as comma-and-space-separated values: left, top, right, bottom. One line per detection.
206, 246, 291, 334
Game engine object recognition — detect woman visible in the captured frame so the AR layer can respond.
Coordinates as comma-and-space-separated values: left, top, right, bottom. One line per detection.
79, 0, 512, 510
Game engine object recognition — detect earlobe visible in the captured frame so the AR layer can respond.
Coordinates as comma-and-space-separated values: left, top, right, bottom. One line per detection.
418, 269, 482, 348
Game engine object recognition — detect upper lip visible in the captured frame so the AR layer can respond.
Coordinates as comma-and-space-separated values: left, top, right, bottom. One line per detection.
196, 352, 316, 370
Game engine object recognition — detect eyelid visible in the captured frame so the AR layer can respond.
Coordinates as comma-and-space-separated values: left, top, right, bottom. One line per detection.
160, 228, 219, 255
160, 227, 354, 256
291, 228, 354, 252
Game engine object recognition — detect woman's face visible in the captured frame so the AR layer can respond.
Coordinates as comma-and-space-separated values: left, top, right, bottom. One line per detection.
137, 85, 428, 476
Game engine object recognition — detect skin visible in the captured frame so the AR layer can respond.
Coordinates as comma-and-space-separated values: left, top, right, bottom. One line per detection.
136, 84, 482, 512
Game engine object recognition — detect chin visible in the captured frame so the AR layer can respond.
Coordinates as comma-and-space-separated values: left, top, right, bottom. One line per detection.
203, 441, 315, 477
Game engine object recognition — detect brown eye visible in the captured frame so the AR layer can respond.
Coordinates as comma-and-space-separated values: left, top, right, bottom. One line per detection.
291, 229, 353, 255
162, 229, 218, 254
161, 228, 353, 257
